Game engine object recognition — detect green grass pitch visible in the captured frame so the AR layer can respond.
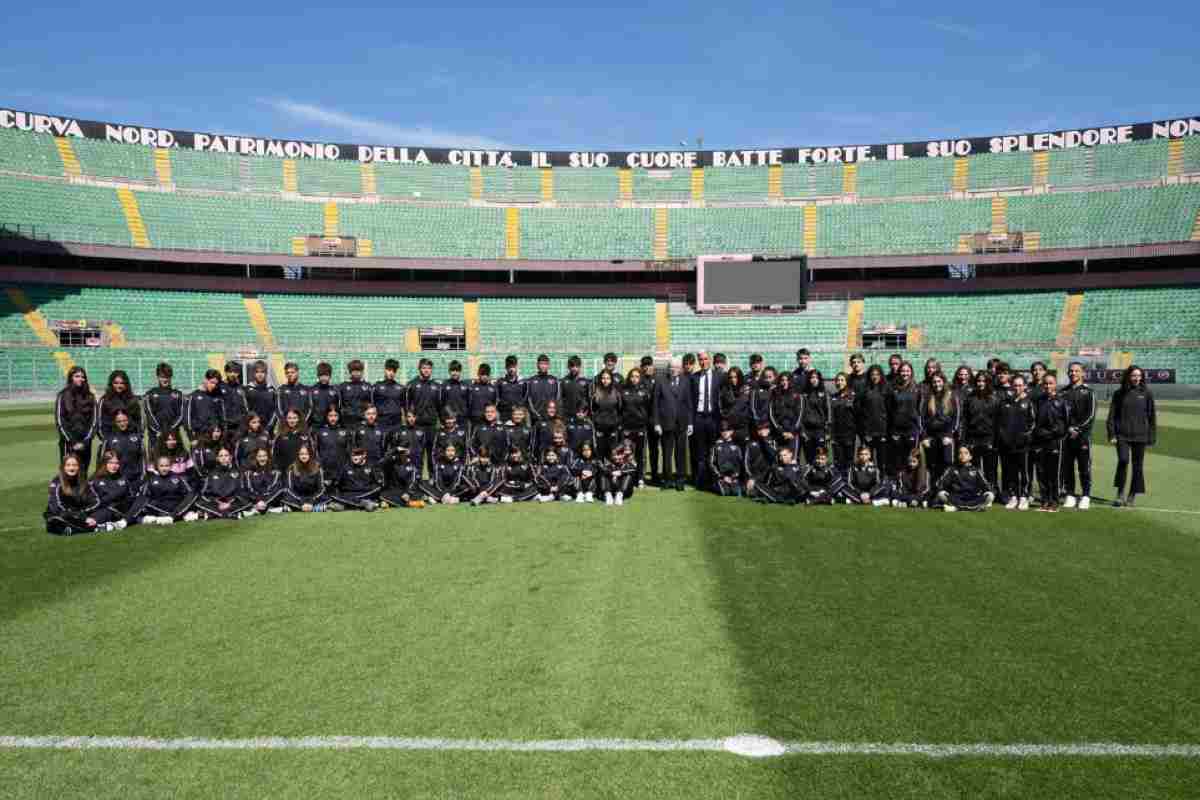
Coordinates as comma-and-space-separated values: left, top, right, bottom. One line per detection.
2, 402, 1199, 798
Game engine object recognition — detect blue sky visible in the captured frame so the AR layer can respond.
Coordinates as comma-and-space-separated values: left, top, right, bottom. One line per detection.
6, 1, 1197, 150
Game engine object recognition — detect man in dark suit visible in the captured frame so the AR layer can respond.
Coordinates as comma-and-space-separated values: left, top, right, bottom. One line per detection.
690, 351, 722, 489
655, 358, 693, 491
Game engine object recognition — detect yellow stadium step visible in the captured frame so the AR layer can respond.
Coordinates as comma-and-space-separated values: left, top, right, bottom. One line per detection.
618, 168, 633, 202
1167, 140, 1184, 178
956, 234, 972, 254
54, 351, 75, 376
690, 168, 705, 204
1109, 351, 1133, 370
53, 137, 81, 177
115, 188, 151, 248
841, 164, 858, 195
242, 295, 278, 350
845, 299, 864, 349
540, 168, 554, 202
1032, 152, 1049, 187
990, 196, 1007, 237
505, 207, 520, 259
154, 148, 173, 186
103, 322, 128, 347
803, 205, 817, 256
323, 202, 339, 238
653, 207, 669, 260
5, 287, 59, 346
469, 167, 483, 200
1056, 291, 1084, 346
282, 159, 297, 193
291, 237, 306, 256
1049, 351, 1069, 376
655, 301, 671, 352
767, 164, 783, 199
357, 239, 374, 257
405, 328, 421, 353
207, 353, 226, 372
952, 157, 969, 192
907, 327, 924, 348
270, 354, 287, 385
360, 163, 377, 195
1024, 231, 1042, 251
463, 300, 481, 351
1191, 209, 1200, 242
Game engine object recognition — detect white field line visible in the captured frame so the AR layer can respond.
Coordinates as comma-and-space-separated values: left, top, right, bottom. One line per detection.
2, 736, 1199, 759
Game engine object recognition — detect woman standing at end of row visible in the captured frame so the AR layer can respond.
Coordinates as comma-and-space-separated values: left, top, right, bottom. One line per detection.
1107, 365, 1156, 508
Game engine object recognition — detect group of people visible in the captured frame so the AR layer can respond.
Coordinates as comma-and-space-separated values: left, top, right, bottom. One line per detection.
45, 349, 1157, 535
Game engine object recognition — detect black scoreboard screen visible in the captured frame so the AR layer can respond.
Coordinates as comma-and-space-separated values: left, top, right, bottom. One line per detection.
697, 255, 807, 309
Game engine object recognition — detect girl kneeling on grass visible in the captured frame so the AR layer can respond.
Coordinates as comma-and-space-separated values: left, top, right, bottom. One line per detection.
841, 446, 891, 506
90, 449, 135, 529
572, 442, 600, 503
241, 447, 285, 517
935, 445, 995, 512
891, 448, 929, 508
283, 444, 333, 512
500, 447, 538, 503
801, 448, 841, 505
195, 446, 251, 520
130, 455, 198, 525
45, 454, 104, 535
603, 441, 638, 506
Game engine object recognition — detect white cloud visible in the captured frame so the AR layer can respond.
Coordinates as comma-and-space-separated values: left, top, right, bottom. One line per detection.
265, 99, 515, 149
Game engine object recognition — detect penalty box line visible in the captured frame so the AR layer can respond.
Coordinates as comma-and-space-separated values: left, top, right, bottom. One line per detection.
2, 736, 1200, 759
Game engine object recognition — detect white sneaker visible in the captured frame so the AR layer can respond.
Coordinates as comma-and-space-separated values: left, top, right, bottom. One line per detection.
1005, 497, 1018, 510
140, 515, 157, 525
575, 493, 586, 503
638, 480, 645, 489
114, 519, 127, 531
891, 499, 903, 508
486, 496, 499, 504
500, 496, 514, 504
1018, 497, 1030, 511
944, 505, 957, 512
1078, 496, 1090, 510
561, 495, 573, 502
183, 511, 200, 522
159, 516, 175, 526
984, 492, 995, 509
99, 522, 114, 532
873, 498, 890, 507
604, 492, 614, 506
586, 492, 595, 503
615, 493, 624, 506
1064, 495, 1077, 509
268, 506, 285, 514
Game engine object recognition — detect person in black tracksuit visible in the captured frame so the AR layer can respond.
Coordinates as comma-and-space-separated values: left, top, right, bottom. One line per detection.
1107, 365, 1156, 508
841, 446, 890, 505
195, 447, 251, 520
434, 411, 469, 465
996, 375, 1036, 509
711, 421, 745, 497
338, 360, 373, 429
619, 369, 652, 484
407, 359, 443, 475
45, 455, 102, 535
314, 406, 352, 480
768, 371, 801, 459
129, 456, 197, 524
373, 359, 408, 438
886, 354, 903, 389
241, 447, 285, 515
533, 401, 565, 458
798, 369, 831, 466
100, 410, 145, 489
500, 447, 538, 502
1031, 374, 1070, 512
186, 370, 225, 444
272, 409, 311, 473
892, 448, 929, 508
935, 445, 995, 511
829, 373, 858, 472
353, 406, 390, 468
144, 363, 185, 447
535, 448, 575, 501
466, 448, 505, 506
572, 441, 601, 501
442, 360, 470, 430
505, 405, 534, 456
591, 370, 622, 460
219, 361, 249, 442
603, 443, 639, 504
276, 362, 312, 428
283, 444, 329, 512
418, 444, 471, 505
235, 414, 272, 471
97, 369, 143, 445
244, 361, 277, 435
847, 354, 868, 399
389, 410, 428, 469
801, 449, 842, 505
749, 364, 775, 432
526, 355, 561, 422
469, 405, 508, 461
90, 451, 136, 527
331, 448, 384, 511
1060, 362, 1096, 507
310, 363, 341, 428
921, 373, 961, 487
151, 429, 193, 479
757, 447, 807, 505
640, 357, 661, 485
962, 372, 1000, 493
559, 356, 593, 421
56, 367, 97, 475
467, 364, 499, 431
380, 446, 424, 508
496, 356, 527, 423
190, 425, 225, 482
567, 406, 597, 460
719, 367, 754, 447
743, 421, 777, 501
856, 366, 891, 474
889, 363, 923, 478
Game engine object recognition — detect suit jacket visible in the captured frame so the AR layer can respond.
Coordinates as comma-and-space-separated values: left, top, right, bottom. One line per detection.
655, 374, 694, 432
690, 368, 722, 417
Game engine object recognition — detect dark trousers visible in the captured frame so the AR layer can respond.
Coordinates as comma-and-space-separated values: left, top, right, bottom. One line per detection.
832, 437, 856, 472
1061, 435, 1093, 496
861, 435, 889, 476
801, 433, 827, 466
661, 427, 688, 484
417, 424, 438, 476
595, 424, 619, 460
968, 441, 999, 494
645, 426, 661, 481
924, 437, 954, 486
1000, 450, 1031, 501
60, 438, 92, 475
890, 433, 920, 477
691, 414, 719, 488
1114, 440, 1147, 495
1032, 441, 1063, 504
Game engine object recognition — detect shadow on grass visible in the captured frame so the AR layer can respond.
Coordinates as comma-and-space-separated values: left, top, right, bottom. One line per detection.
0, 478, 248, 623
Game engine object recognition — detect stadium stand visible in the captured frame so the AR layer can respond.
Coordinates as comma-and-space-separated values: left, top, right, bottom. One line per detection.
857, 156, 957, 199
257, 292, 462, 349
476, 298, 656, 353
518, 207, 654, 260
373, 164, 473, 201
816, 198, 991, 257
967, 152, 1034, 191
1073, 286, 1200, 344
0, 128, 66, 177
861, 292, 1065, 345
